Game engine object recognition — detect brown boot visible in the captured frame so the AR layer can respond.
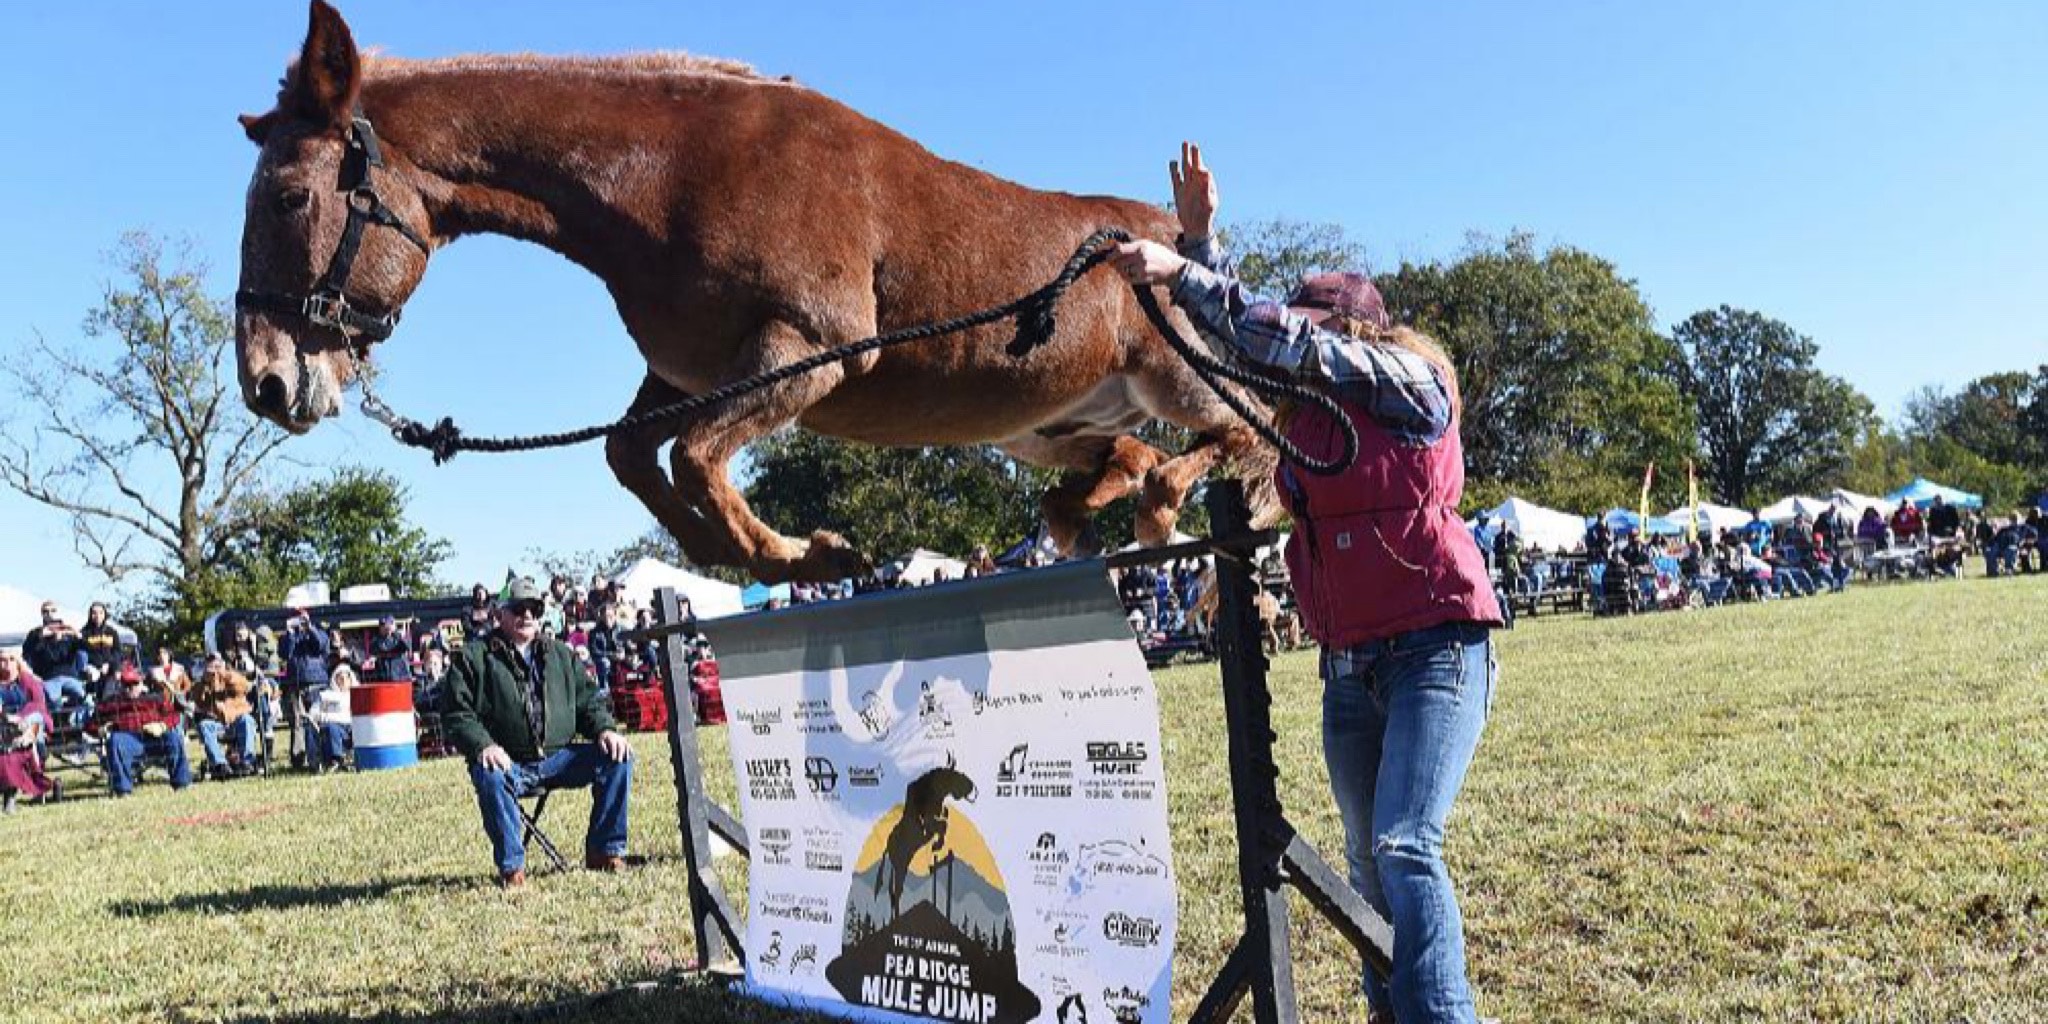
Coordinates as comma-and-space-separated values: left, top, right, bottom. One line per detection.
584, 853, 629, 872
498, 868, 528, 889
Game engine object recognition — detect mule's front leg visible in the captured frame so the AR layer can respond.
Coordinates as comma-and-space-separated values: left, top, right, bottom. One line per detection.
665, 321, 873, 584
604, 374, 739, 563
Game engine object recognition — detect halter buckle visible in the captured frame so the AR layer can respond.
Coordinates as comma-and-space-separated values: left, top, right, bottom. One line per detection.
302, 293, 350, 332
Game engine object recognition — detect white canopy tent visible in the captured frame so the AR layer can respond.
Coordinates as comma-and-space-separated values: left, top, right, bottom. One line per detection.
1480, 496, 1586, 553
1756, 495, 1831, 523
1827, 488, 1895, 520
884, 549, 969, 586
0, 585, 88, 649
613, 557, 745, 619
1668, 502, 1754, 533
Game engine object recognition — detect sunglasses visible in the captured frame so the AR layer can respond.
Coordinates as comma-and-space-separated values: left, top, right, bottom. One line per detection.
504, 601, 545, 619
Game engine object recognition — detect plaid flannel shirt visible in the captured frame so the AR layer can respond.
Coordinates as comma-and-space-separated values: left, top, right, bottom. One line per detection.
1168, 235, 1452, 445
90, 693, 183, 737
90, 696, 182, 737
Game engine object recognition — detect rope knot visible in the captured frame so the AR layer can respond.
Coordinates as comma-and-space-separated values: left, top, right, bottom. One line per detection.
394, 418, 464, 465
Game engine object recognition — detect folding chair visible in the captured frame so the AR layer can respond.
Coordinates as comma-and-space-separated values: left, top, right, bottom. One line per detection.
517, 784, 571, 872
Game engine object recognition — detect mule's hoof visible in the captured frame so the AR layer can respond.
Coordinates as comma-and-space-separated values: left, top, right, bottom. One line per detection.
1069, 523, 1105, 560
799, 531, 872, 582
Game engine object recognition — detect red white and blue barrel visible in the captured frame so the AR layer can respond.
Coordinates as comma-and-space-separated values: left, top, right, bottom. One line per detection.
349, 683, 419, 770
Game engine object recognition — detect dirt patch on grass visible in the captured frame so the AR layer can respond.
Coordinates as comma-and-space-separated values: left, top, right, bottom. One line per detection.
166, 805, 286, 828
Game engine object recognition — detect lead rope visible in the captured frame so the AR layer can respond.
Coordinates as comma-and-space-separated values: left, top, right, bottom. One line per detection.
353, 227, 1358, 475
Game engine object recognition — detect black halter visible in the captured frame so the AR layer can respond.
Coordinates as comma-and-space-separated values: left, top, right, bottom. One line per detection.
235, 108, 431, 344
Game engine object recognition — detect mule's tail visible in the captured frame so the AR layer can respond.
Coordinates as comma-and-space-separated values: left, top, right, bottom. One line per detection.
1224, 426, 1284, 531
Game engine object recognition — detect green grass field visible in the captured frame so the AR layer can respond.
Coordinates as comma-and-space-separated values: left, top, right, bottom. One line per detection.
4, 574, 2044, 1023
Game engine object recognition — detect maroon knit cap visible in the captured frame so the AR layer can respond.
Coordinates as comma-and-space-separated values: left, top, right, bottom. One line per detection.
1286, 272, 1389, 329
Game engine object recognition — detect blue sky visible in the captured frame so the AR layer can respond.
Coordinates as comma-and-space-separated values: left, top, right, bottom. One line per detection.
3, 1, 2044, 610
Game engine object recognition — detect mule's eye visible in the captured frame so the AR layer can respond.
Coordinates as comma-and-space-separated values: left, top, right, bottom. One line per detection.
278, 188, 311, 212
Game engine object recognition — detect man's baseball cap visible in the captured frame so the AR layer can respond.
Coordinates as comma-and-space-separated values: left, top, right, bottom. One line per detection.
1286, 272, 1389, 329
379, 615, 397, 627
504, 577, 544, 610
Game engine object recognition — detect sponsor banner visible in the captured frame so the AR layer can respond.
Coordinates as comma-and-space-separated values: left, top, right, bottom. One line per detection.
712, 562, 1175, 1024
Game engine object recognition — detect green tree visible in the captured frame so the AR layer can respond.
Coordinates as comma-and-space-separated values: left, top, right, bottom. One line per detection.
1666, 306, 1876, 506
1902, 368, 2047, 478
1375, 231, 1695, 512
0, 232, 290, 590
137, 467, 453, 649
743, 431, 1051, 564
1219, 218, 1369, 296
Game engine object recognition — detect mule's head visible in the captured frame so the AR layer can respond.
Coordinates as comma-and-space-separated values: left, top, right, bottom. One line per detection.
235, 1, 432, 433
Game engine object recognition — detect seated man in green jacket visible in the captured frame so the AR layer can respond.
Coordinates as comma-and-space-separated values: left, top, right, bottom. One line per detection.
441, 577, 634, 887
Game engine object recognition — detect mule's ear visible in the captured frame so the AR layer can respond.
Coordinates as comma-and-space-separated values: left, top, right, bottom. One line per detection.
286, 0, 362, 128
238, 111, 280, 145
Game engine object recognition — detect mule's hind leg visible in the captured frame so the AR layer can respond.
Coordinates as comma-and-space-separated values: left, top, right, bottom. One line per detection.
1002, 433, 1168, 556
665, 321, 869, 584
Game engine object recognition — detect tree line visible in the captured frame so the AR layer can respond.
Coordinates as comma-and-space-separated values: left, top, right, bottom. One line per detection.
4, 229, 2041, 648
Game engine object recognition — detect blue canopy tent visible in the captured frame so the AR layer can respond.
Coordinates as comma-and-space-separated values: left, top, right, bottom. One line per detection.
741, 581, 793, 609
1885, 477, 1982, 509
1597, 508, 1642, 533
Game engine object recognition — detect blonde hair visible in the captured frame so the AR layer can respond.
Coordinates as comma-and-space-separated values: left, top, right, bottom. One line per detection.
1277, 317, 1463, 429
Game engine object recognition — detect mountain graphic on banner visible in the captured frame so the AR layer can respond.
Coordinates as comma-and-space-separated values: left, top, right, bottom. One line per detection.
832, 791, 1040, 1022
827, 902, 1040, 1024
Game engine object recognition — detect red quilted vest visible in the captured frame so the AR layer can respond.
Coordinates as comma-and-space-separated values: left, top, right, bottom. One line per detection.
1277, 399, 1502, 648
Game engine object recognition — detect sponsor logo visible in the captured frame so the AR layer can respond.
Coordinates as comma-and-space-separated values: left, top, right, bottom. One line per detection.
1032, 910, 1091, 962
993, 745, 1075, 799
1102, 912, 1162, 948
1082, 739, 1157, 800
805, 756, 840, 794
803, 826, 844, 873
1103, 985, 1150, 1024
996, 744, 1029, 784
757, 893, 833, 924
794, 697, 842, 736
736, 707, 783, 736
972, 689, 1047, 716
791, 943, 819, 974
1085, 741, 1148, 776
857, 690, 894, 739
758, 827, 794, 867
746, 758, 797, 801
1073, 840, 1170, 888
1028, 830, 1071, 887
1055, 992, 1090, 1024
847, 763, 884, 788
915, 680, 955, 739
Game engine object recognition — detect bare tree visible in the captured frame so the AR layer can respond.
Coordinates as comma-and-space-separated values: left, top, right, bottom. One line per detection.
0, 231, 291, 589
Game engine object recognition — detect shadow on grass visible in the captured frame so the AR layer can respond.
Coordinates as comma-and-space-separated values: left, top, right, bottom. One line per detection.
213, 974, 833, 1024
111, 872, 474, 919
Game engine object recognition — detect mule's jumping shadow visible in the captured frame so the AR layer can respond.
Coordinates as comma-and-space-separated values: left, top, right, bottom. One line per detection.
109, 872, 472, 919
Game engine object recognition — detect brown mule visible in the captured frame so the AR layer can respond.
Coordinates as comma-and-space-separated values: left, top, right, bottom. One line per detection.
234, 2, 1278, 582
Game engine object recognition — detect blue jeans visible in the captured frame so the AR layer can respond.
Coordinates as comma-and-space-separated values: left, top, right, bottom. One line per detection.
198, 716, 259, 767
1985, 544, 2017, 577
467, 744, 633, 873
41, 676, 92, 728
307, 723, 350, 767
1322, 622, 1494, 1024
104, 729, 192, 795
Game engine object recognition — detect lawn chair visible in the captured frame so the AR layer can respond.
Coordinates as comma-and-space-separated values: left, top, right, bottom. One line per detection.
516, 783, 570, 873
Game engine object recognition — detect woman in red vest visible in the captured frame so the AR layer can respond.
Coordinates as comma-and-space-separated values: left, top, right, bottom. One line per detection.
1112, 143, 1502, 1024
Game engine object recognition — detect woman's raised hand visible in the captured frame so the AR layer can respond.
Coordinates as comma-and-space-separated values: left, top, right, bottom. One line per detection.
1170, 141, 1217, 241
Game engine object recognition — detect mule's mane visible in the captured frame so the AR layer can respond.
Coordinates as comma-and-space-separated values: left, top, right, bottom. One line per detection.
360, 50, 795, 87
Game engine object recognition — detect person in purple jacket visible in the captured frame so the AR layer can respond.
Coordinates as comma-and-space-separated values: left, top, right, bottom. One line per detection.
1112, 143, 1504, 1024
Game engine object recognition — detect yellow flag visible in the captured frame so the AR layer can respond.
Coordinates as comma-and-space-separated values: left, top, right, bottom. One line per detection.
1686, 460, 1699, 544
